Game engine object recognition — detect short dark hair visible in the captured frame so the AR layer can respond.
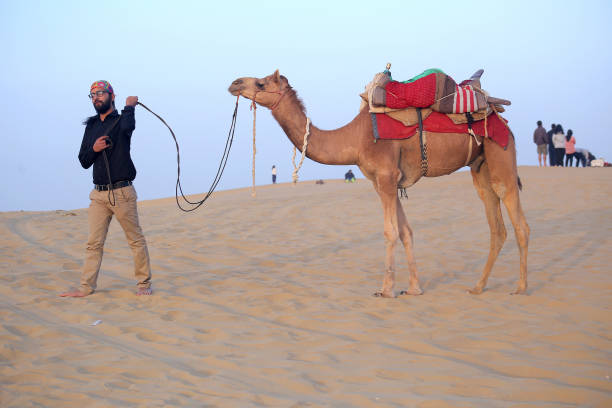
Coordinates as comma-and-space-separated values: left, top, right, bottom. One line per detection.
537, 120, 542, 126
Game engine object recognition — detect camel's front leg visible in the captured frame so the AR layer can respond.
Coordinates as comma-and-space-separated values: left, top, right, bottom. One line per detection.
396, 197, 423, 295
373, 175, 401, 298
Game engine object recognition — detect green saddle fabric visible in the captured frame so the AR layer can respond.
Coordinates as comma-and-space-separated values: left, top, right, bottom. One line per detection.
400, 68, 445, 83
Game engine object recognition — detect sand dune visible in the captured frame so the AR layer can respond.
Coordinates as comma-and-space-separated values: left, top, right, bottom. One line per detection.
1, 166, 610, 407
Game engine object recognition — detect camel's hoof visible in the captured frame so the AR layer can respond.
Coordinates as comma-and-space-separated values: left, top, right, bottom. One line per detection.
467, 287, 484, 295
399, 288, 423, 296
510, 286, 527, 295
373, 291, 395, 298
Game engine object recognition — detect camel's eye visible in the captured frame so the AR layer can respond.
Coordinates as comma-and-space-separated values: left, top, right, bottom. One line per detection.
256, 82, 264, 89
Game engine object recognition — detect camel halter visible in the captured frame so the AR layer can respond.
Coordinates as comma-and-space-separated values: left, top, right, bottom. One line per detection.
244, 88, 311, 196
245, 88, 285, 197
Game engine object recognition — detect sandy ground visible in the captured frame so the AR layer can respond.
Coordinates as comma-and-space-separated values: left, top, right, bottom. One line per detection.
1, 166, 611, 407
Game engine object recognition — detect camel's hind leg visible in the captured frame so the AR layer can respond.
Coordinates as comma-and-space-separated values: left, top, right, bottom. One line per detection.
500, 181, 530, 294
478, 137, 530, 294
469, 161, 507, 294
396, 197, 423, 295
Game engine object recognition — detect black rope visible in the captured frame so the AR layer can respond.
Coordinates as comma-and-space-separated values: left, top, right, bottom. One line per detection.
465, 112, 474, 135
102, 151, 116, 206
136, 100, 239, 212
99, 101, 238, 211
101, 115, 122, 206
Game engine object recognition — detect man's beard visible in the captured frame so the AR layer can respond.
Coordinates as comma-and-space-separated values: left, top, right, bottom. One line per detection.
94, 98, 112, 114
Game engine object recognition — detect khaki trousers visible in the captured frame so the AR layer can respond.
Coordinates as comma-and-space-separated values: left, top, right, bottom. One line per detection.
80, 185, 151, 294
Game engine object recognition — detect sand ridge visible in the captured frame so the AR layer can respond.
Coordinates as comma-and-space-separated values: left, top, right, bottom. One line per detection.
1, 166, 611, 407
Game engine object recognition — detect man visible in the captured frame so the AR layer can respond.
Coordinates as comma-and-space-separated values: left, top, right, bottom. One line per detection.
547, 123, 556, 167
533, 120, 547, 167
344, 169, 356, 183
575, 148, 593, 167
271, 165, 277, 184
60, 80, 152, 297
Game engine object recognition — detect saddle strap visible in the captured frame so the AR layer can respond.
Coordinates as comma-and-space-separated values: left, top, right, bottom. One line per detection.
418, 108, 428, 176
464, 135, 474, 167
463, 112, 483, 167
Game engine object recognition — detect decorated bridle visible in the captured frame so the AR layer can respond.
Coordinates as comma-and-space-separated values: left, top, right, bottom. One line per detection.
236, 81, 287, 196
239, 78, 310, 195
245, 84, 287, 111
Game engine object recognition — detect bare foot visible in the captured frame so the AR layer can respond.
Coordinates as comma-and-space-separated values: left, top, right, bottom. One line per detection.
136, 287, 153, 296
399, 287, 423, 296
373, 290, 395, 298
59, 289, 90, 297
467, 287, 484, 295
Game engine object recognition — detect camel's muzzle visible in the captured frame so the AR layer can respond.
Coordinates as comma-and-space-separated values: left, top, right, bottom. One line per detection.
228, 79, 244, 96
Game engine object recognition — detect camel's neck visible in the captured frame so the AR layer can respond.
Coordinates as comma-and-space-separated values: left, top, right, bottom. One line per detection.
270, 91, 361, 165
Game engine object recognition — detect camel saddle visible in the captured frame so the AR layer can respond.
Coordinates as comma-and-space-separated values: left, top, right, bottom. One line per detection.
361, 68, 509, 122
370, 108, 510, 149
360, 68, 511, 148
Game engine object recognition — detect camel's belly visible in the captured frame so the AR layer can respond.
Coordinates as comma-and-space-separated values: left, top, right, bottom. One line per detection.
420, 132, 482, 177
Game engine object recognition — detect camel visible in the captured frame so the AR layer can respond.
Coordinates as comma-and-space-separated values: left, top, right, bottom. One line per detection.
228, 70, 529, 297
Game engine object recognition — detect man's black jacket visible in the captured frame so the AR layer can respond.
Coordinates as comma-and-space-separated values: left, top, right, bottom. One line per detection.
79, 106, 137, 185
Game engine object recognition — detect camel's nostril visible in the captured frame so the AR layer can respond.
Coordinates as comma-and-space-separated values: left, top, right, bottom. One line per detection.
232, 79, 243, 85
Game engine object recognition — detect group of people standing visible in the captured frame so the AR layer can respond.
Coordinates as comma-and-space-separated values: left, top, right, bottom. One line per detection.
533, 121, 590, 167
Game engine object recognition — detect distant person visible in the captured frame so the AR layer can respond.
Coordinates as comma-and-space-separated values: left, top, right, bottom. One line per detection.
547, 123, 556, 167
565, 129, 576, 166
552, 124, 566, 166
271, 165, 277, 184
344, 169, 356, 183
60, 80, 152, 298
533, 120, 548, 167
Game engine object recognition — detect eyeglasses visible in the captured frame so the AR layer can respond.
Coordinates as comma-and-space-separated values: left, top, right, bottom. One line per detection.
88, 90, 109, 99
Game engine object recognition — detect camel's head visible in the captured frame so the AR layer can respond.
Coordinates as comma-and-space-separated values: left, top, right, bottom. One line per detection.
228, 70, 290, 109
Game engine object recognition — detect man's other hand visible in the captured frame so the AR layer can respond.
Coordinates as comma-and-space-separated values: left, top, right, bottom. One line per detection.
93, 136, 110, 152
126, 96, 138, 107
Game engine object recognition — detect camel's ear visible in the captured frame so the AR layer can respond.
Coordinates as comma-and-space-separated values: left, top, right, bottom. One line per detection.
273, 69, 281, 83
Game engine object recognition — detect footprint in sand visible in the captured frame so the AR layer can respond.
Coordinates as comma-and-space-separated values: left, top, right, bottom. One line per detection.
161, 310, 186, 322
62, 262, 81, 270
104, 381, 133, 390
136, 331, 167, 342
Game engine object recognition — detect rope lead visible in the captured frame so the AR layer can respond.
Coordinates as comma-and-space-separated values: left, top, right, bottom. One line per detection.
251, 100, 257, 197
137, 97, 239, 212
292, 117, 311, 184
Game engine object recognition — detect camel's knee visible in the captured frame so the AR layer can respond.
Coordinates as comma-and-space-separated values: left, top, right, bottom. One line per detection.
383, 227, 400, 246
502, 198, 530, 248
398, 225, 413, 246
499, 226, 508, 246
491, 224, 507, 251
515, 221, 530, 248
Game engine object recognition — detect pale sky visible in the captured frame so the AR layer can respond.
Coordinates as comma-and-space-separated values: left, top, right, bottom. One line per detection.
1, 0, 610, 211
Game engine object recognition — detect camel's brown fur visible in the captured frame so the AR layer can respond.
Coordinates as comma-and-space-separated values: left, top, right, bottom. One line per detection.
229, 71, 529, 297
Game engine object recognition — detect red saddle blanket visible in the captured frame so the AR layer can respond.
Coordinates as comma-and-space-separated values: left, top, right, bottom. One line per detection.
372, 111, 510, 148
